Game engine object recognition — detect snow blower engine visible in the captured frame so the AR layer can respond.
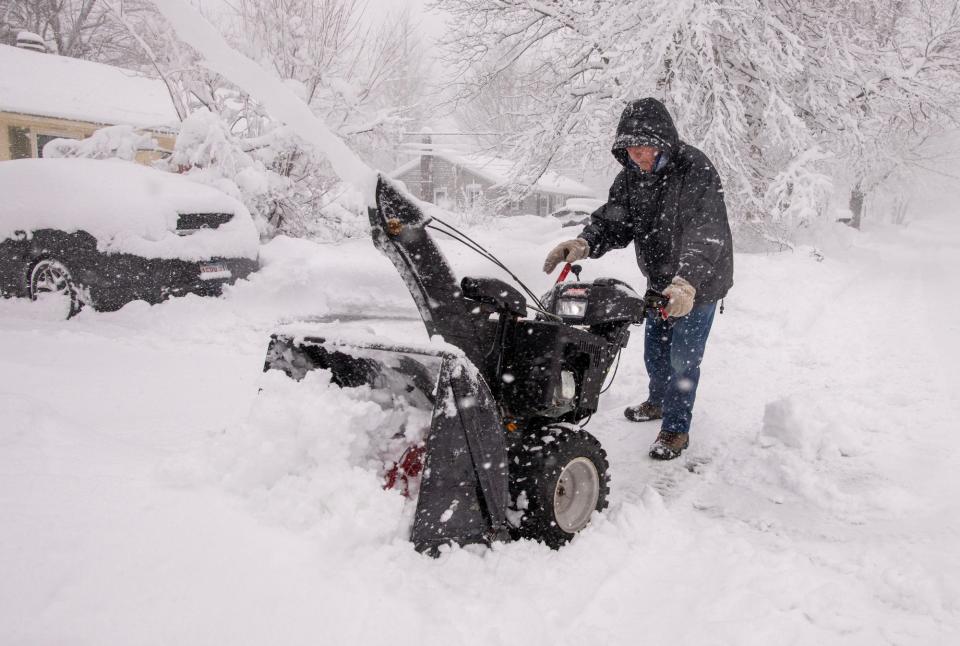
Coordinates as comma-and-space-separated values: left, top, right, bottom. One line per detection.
264, 177, 655, 554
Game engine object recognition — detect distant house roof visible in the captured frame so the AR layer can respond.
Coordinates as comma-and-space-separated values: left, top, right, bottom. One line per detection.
0, 44, 180, 130
390, 147, 597, 198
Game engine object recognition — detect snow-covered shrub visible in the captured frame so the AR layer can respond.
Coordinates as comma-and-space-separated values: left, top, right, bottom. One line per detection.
162, 109, 367, 240
452, 194, 498, 228
162, 109, 284, 236
271, 174, 370, 242
243, 125, 369, 241
42, 125, 160, 161
763, 148, 835, 227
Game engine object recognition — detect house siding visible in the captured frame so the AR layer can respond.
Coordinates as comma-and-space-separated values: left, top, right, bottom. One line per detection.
0, 111, 175, 163
394, 154, 589, 217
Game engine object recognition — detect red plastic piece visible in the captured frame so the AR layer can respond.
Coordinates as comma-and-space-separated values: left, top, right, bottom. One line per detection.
383, 445, 426, 497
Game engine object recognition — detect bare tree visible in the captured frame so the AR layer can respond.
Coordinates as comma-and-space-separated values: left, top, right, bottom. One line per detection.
1, 0, 159, 64
433, 0, 960, 228
778, 0, 960, 226
433, 0, 820, 222
453, 60, 547, 155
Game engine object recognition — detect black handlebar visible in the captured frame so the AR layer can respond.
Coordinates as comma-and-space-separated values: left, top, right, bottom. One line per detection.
643, 288, 668, 320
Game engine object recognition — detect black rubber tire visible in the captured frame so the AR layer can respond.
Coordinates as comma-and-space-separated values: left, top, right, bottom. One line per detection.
28, 257, 85, 319
509, 427, 610, 548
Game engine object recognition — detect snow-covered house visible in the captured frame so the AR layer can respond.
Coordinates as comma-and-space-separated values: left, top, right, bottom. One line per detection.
390, 144, 597, 216
0, 42, 179, 161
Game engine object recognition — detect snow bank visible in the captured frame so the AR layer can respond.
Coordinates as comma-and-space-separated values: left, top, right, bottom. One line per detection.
203, 367, 431, 541
760, 395, 864, 460
748, 394, 879, 515
0, 158, 259, 260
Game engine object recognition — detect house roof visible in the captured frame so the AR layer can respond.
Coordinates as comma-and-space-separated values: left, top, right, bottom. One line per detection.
389, 147, 597, 198
0, 44, 180, 130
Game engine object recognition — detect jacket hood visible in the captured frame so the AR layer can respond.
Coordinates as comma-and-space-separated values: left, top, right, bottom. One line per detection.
611, 98, 680, 168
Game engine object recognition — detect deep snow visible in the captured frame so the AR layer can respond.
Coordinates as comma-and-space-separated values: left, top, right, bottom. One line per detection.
1, 208, 958, 645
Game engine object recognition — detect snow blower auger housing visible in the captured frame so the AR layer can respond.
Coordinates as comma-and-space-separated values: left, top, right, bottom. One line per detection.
264, 176, 648, 554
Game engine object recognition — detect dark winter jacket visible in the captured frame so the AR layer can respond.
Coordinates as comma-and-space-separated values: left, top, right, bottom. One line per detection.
578, 98, 734, 302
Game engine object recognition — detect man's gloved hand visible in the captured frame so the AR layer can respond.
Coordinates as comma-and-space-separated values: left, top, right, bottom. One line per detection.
662, 276, 696, 318
543, 238, 590, 273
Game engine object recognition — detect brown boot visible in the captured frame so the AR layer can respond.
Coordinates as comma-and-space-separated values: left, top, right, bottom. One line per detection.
649, 431, 689, 460
624, 401, 663, 422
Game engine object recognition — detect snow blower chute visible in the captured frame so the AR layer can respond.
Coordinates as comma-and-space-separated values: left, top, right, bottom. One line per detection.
264, 177, 651, 554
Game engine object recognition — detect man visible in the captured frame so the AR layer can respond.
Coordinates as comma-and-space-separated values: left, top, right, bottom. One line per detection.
542, 97, 733, 460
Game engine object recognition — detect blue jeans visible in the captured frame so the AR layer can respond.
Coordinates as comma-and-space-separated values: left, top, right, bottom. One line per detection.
644, 302, 717, 435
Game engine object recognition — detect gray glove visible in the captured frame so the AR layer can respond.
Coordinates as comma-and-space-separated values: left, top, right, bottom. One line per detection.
662, 276, 696, 318
543, 238, 590, 273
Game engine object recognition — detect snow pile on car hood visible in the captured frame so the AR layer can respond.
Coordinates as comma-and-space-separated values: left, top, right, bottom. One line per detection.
0, 158, 260, 260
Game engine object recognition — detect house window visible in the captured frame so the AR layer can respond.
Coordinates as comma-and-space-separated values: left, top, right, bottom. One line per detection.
433, 187, 448, 206
8, 126, 32, 159
538, 194, 549, 216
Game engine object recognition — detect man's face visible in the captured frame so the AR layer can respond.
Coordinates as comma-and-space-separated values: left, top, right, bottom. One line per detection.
626, 146, 658, 172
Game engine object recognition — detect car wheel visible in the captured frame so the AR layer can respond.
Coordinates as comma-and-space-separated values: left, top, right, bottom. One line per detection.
28, 258, 85, 319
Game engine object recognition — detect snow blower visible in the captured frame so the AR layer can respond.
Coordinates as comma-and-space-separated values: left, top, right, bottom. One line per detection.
264, 177, 652, 554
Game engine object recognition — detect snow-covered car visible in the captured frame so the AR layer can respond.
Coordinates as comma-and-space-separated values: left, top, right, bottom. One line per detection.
549, 197, 604, 227
0, 158, 260, 317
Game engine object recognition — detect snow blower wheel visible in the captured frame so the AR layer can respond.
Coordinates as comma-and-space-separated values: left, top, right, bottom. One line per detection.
511, 428, 610, 548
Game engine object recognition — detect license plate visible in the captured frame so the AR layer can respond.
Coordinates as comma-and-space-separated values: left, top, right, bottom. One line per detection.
198, 263, 231, 281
